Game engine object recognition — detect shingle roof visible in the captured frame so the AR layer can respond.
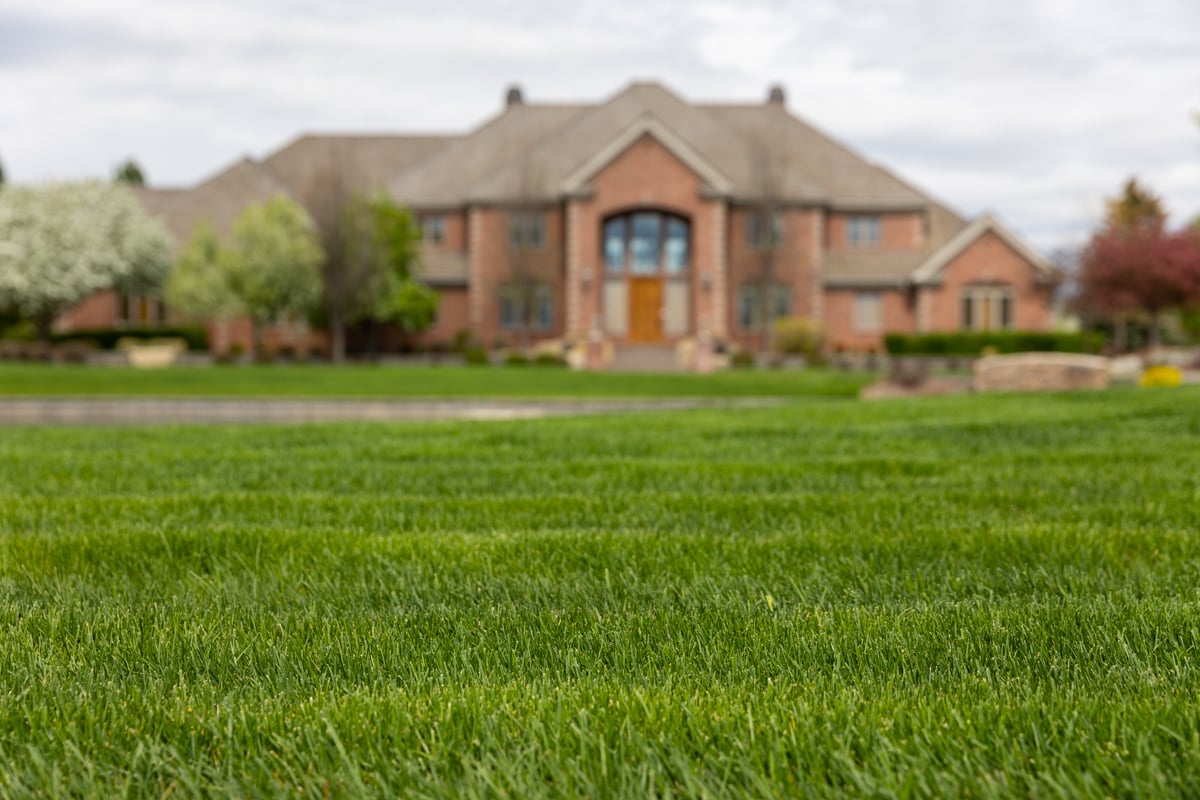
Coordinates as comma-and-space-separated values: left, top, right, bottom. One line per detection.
264, 134, 455, 202
381, 81, 981, 284
388, 105, 587, 206
134, 158, 296, 251
136, 81, 1031, 286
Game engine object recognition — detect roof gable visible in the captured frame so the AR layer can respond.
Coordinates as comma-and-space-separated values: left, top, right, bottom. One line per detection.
912, 213, 1054, 285
560, 115, 733, 195
462, 81, 762, 203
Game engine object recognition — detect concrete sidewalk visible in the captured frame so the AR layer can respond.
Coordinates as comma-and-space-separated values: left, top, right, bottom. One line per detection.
0, 397, 781, 425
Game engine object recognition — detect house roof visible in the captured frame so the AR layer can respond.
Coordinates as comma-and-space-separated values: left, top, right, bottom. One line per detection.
135, 81, 1047, 288
264, 134, 455, 202
387, 105, 588, 206
134, 158, 297, 251
911, 212, 1057, 285
381, 81, 994, 285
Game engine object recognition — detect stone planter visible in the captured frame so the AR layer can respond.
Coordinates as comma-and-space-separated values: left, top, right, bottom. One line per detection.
120, 339, 185, 369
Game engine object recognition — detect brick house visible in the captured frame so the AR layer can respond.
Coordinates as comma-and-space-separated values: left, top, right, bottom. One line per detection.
61, 81, 1057, 360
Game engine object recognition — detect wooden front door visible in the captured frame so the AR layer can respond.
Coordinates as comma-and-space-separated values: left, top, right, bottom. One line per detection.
628, 277, 663, 342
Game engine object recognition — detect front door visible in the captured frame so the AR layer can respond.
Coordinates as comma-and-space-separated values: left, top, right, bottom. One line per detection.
628, 277, 663, 342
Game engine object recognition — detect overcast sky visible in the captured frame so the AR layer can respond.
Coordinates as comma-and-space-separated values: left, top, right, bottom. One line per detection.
2, 0, 1198, 252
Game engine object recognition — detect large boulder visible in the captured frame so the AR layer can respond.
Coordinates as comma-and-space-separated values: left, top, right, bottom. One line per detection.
973, 352, 1110, 393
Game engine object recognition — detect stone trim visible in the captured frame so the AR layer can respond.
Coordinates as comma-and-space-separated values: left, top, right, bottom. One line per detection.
811, 210, 825, 324
711, 202, 728, 336
468, 207, 484, 329
566, 200, 581, 334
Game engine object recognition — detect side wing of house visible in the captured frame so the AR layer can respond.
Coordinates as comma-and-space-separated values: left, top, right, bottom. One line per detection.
912, 214, 1058, 335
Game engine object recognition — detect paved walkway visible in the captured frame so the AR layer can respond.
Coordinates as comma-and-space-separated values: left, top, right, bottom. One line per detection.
0, 397, 782, 425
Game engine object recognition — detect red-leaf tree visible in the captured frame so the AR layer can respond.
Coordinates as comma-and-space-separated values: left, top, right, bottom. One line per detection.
1078, 228, 1200, 312
1077, 179, 1200, 347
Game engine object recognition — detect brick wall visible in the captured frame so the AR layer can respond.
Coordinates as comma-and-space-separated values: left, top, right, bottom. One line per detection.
568, 134, 719, 343
471, 206, 566, 347
726, 206, 820, 351
925, 231, 1054, 332
823, 288, 915, 352
826, 211, 924, 252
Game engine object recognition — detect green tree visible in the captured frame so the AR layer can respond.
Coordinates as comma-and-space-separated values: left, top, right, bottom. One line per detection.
227, 197, 323, 355
0, 181, 171, 341
1104, 178, 1165, 235
306, 158, 423, 362
165, 222, 238, 319
0, 154, 5, 186
166, 198, 323, 357
113, 159, 146, 187
377, 278, 438, 346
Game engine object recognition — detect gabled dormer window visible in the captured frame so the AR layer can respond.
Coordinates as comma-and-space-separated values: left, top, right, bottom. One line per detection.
846, 215, 881, 247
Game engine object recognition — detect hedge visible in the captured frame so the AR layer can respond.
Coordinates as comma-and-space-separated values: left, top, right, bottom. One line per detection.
50, 326, 209, 352
883, 331, 1104, 356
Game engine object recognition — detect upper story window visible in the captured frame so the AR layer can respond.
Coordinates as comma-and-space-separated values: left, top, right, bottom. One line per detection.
846, 215, 881, 247
509, 211, 545, 249
961, 285, 1014, 331
746, 210, 784, 250
603, 211, 690, 276
421, 215, 446, 244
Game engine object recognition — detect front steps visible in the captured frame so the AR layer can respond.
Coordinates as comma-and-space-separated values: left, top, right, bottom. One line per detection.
607, 344, 682, 373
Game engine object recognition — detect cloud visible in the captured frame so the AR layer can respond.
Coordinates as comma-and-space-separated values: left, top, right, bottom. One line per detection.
1, 0, 1198, 249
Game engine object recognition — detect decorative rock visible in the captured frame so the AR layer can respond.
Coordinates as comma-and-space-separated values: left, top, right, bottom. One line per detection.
1108, 354, 1144, 384
973, 352, 1110, 393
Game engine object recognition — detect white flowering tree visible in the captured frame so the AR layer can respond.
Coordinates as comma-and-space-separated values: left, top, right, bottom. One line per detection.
0, 181, 171, 340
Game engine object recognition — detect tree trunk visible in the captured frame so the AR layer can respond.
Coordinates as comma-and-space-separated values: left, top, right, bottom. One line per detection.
1114, 317, 1128, 353
329, 311, 346, 365
251, 320, 265, 361
35, 312, 54, 345
1148, 310, 1162, 349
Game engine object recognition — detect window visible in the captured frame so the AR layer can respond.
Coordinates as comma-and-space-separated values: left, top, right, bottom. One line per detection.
117, 292, 165, 326
853, 291, 883, 333
601, 211, 691, 275
664, 217, 689, 274
846, 215, 881, 247
746, 210, 783, 249
604, 217, 627, 273
961, 285, 1014, 331
509, 211, 544, 249
737, 283, 791, 331
421, 215, 446, 244
500, 284, 554, 331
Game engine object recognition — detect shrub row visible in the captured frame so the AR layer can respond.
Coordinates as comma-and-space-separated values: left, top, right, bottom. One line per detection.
50, 326, 209, 352
884, 331, 1104, 356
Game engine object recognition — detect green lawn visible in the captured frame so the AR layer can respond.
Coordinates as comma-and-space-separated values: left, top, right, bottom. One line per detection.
2, 389, 1200, 796
0, 363, 872, 399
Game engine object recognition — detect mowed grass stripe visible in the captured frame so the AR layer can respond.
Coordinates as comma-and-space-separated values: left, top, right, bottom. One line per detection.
1, 389, 1200, 796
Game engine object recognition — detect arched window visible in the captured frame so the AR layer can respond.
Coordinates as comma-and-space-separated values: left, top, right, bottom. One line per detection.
603, 212, 690, 276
